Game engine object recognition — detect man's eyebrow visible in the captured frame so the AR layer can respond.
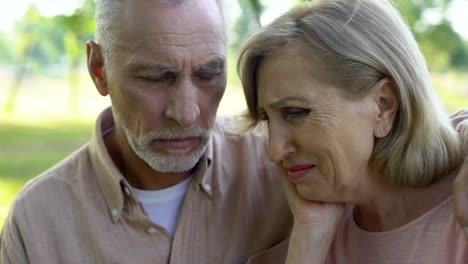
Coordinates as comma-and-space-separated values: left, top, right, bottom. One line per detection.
268, 97, 311, 109
193, 58, 225, 72
125, 63, 177, 74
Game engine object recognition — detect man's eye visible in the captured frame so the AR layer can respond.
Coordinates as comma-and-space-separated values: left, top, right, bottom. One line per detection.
137, 74, 172, 82
283, 108, 310, 120
197, 72, 222, 81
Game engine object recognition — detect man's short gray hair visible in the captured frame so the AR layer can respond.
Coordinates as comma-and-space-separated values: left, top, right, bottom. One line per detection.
95, 0, 229, 61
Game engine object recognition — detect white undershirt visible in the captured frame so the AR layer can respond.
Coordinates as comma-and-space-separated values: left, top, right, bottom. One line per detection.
131, 175, 193, 236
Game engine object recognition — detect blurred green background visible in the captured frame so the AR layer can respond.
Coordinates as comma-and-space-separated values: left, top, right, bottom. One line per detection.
1, 0, 468, 228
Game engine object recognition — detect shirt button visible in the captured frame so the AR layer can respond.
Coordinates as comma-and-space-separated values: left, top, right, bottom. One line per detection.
111, 209, 119, 217
203, 183, 212, 192
147, 227, 157, 235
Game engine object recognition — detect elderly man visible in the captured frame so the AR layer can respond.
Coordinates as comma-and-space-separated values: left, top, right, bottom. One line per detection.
0, 1, 290, 263
1, 0, 468, 263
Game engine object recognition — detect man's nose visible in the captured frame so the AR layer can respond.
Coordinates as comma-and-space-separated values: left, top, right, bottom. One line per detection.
267, 124, 295, 162
165, 79, 200, 127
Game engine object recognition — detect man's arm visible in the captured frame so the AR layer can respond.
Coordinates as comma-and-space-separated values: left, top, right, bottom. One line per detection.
451, 109, 468, 239
0, 210, 29, 264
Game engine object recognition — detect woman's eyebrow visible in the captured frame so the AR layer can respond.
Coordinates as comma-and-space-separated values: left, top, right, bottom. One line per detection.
268, 97, 310, 108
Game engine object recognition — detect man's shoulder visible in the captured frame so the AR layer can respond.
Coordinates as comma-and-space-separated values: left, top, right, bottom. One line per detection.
12, 144, 92, 212
211, 116, 276, 176
213, 116, 267, 147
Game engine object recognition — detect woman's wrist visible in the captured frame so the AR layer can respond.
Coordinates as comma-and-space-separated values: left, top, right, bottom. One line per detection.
286, 224, 335, 264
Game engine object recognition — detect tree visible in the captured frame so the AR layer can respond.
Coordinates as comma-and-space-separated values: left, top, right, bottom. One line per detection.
231, 0, 264, 53
0, 34, 13, 64
3, 0, 96, 114
4, 6, 42, 113
55, 0, 95, 113
234, 0, 467, 70
392, 0, 467, 70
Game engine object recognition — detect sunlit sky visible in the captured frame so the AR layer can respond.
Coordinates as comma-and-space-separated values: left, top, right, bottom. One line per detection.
1, 0, 468, 40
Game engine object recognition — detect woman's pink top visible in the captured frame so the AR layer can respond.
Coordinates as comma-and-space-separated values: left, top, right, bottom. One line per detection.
327, 196, 468, 263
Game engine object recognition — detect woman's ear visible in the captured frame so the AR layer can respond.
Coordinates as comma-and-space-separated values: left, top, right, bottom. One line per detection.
86, 41, 109, 96
372, 77, 399, 138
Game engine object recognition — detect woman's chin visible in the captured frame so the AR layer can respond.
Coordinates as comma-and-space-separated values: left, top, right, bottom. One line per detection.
297, 185, 339, 203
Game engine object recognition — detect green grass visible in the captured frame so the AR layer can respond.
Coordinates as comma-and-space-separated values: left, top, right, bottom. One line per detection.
432, 71, 468, 113
0, 119, 93, 228
0, 181, 24, 228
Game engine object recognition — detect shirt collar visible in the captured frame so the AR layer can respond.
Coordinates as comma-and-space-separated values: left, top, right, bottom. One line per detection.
193, 135, 214, 198
88, 107, 216, 223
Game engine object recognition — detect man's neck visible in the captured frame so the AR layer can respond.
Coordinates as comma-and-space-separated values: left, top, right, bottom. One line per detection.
104, 128, 194, 190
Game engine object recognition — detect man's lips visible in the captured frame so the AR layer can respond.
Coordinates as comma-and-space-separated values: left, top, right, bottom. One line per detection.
158, 137, 199, 149
286, 164, 316, 180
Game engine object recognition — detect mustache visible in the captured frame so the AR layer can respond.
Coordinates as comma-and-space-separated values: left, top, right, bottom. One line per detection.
138, 126, 210, 144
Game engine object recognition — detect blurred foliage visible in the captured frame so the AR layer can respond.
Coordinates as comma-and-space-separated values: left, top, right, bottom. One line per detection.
0, 0, 465, 73
231, 0, 468, 71
4, 0, 95, 74
3, 0, 95, 113
55, 0, 96, 66
0, 34, 13, 63
230, 0, 263, 53
0, 0, 466, 113
12, 6, 65, 72
55, 0, 96, 112
393, 0, 468, 70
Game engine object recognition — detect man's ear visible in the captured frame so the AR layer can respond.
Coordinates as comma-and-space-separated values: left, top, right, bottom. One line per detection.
372, 77, 399, 138
87, 41, 109, 96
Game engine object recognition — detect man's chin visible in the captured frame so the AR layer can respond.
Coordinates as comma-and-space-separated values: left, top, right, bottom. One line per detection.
162, 147, 197, 155
140, 144, 207, 173
144, 155, 200, 173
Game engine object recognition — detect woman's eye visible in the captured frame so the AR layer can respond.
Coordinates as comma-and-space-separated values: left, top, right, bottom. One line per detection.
260, 111, 269, 122
283, 108, 310, 120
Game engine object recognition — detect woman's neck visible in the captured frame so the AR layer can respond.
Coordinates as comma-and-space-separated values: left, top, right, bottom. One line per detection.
351, 169, 457, 232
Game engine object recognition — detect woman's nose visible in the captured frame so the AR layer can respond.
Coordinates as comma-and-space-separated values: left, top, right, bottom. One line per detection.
267, 124, 295, 162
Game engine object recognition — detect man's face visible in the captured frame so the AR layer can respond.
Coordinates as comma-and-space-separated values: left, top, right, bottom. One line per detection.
104, 0, 227, 173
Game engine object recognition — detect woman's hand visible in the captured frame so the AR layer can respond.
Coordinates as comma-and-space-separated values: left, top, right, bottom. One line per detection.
276, 165, 345, 264
277, 165, 345, 227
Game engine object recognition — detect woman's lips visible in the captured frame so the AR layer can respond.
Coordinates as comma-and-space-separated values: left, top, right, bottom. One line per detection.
286, 164, 316, 180
158, 137, 199, 149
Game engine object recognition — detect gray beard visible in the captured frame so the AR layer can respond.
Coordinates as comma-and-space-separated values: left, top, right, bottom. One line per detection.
113, 110, 210, 173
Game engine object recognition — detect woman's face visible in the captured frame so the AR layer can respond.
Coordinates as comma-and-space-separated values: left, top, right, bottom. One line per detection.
257, 46, 381, 203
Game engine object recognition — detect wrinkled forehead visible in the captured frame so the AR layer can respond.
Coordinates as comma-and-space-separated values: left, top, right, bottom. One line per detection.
256, 45, 335, 108
120, 0, 226, 43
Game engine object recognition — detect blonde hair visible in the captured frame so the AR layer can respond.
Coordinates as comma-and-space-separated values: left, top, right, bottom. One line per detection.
238, 0, 462, 186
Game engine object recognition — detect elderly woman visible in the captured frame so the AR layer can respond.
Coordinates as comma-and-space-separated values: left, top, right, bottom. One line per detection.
238, 0, 468, 263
